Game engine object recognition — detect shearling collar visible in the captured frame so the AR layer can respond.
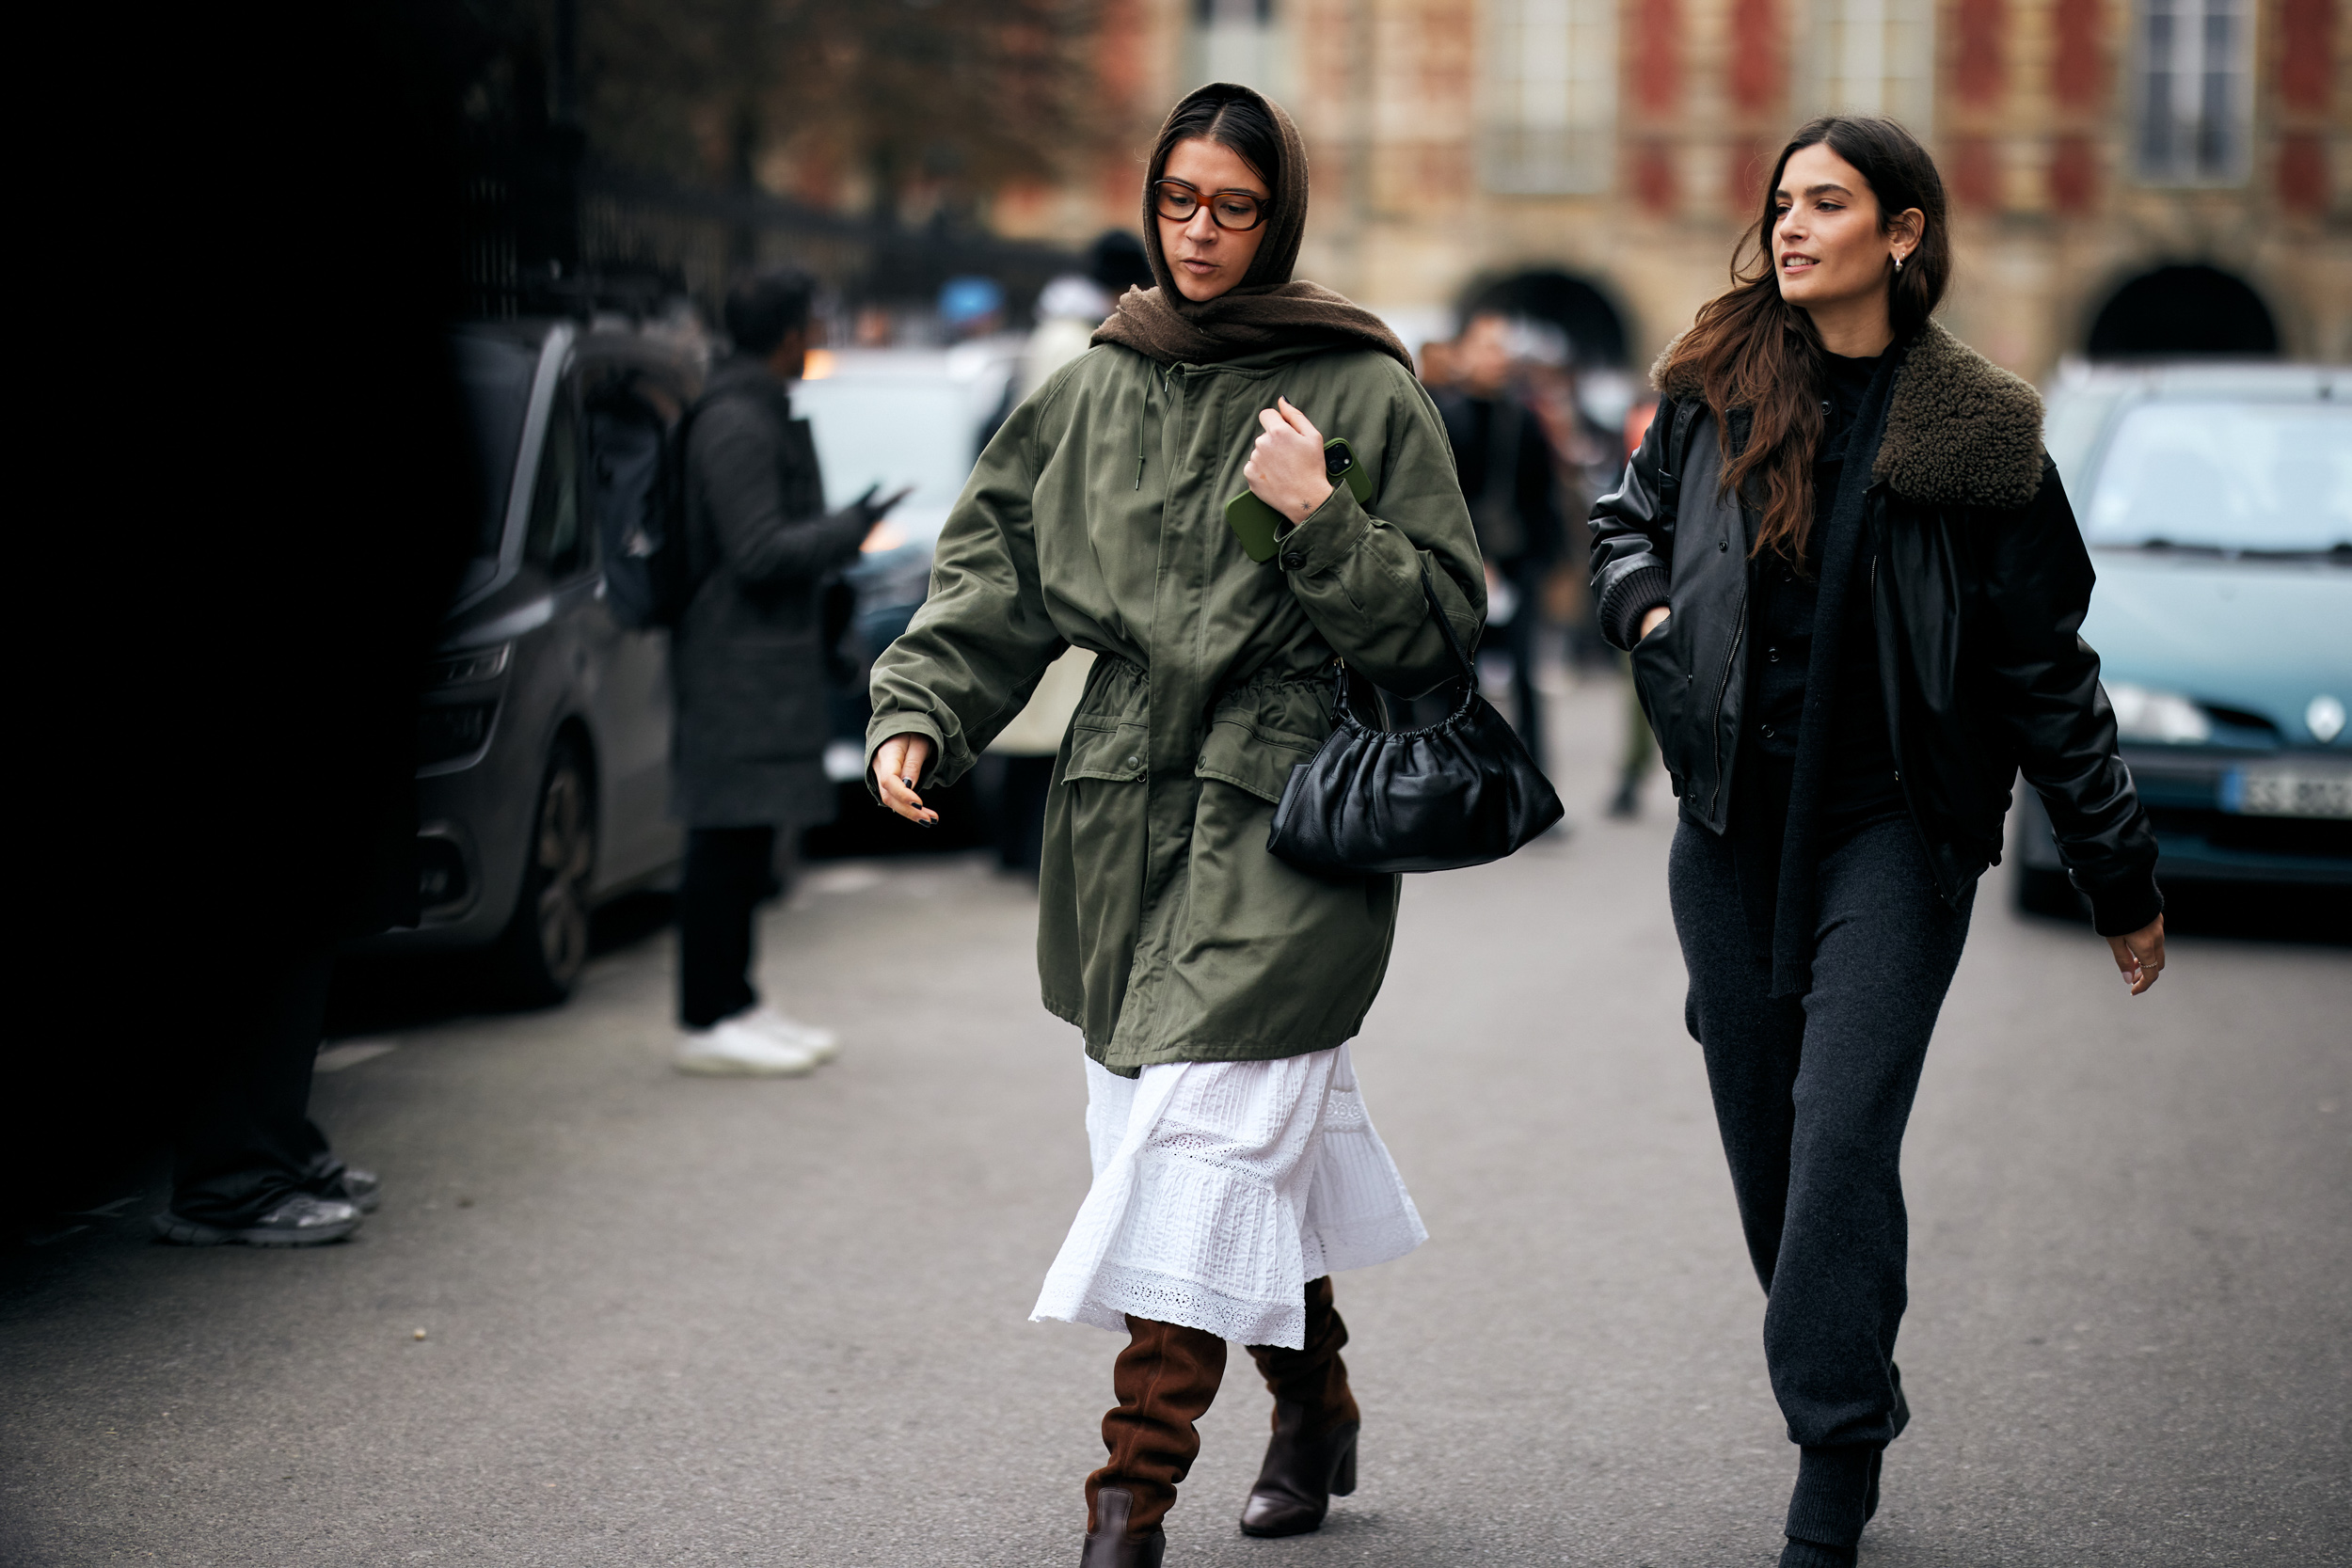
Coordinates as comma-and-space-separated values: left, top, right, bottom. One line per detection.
1653, 319, 2045, 511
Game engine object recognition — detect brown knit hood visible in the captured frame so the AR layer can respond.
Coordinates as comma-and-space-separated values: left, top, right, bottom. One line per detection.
1092, 83, 1413, 372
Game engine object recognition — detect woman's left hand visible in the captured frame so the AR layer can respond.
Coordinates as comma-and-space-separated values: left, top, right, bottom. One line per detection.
2108, 914, 2167, 995
1244, 397, 1335, 524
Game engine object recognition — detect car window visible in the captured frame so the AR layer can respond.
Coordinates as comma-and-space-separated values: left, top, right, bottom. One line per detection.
525, 387, 590, 578
794, 377, 980, 517
2083, 400, 2352, 553
455, 334, 537, 556
2040, 388, 2122, 497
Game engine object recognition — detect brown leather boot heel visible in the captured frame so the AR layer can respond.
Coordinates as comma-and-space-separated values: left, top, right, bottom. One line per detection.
1238, 1400, 1360, 1537
1082, 1486, 1167, 1567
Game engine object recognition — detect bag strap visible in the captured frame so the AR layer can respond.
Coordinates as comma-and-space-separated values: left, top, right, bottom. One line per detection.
1331, 555, 1477, 726
1414, 553, 1477, 683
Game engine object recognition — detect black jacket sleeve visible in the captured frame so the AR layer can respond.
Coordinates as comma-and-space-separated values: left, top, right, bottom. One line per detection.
1587, 400, 1677, 651
1974, 459, 2163, 935
695, 399, 868, 591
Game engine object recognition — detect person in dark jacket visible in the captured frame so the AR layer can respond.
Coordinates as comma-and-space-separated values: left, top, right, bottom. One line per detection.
1589, 118, 2167, 1568
1433, 312, 1565, 760
671, 269, 889, 1076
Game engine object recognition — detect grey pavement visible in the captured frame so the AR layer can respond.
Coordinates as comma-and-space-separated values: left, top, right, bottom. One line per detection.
4, 674, 2347, 1567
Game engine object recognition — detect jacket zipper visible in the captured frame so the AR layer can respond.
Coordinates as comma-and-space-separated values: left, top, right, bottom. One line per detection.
1706, 591, 1747, 822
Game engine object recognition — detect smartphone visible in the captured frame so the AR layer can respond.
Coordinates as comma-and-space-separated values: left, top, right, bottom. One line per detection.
1225, 437, 1374, 563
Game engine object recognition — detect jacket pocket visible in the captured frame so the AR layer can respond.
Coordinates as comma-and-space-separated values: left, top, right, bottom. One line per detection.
1058, 657, 1150, 784
1196, 679, 1332, 804
1627, 613, 1686, 777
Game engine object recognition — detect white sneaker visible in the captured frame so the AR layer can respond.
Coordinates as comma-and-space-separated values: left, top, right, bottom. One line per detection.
741, 1006, 839, 1063
675, 1016, 821, 1076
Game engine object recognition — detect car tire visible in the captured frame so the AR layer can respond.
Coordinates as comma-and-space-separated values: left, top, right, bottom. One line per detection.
2016, 864, 2090, 921
490, 737, 596, 1006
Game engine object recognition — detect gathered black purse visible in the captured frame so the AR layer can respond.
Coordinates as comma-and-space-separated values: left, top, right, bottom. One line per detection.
1267, 557, 1565, 875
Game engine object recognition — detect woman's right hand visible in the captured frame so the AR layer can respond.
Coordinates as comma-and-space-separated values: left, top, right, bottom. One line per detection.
872, 734, 938, 825
1639, 605, 1672, 640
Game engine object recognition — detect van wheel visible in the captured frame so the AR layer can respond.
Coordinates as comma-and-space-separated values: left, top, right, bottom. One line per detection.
2016, 864, 2090, 921
492, 739, 595, 1006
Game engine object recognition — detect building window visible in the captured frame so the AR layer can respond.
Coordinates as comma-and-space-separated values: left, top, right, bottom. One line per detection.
1193, 0, 1286, 99
2133, 0, 2249, 184
1482, 0, 1618, 195
1800, 0, 1934, 132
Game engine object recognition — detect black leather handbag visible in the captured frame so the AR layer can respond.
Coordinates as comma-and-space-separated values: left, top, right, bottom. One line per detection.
1267, 558, 1565, 875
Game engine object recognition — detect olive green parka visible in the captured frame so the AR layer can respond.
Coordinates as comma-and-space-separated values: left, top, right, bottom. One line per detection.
866, 339, 1484, 1073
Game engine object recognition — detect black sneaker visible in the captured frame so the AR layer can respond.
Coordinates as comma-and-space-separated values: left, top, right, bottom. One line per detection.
151, 1194, 363, 1247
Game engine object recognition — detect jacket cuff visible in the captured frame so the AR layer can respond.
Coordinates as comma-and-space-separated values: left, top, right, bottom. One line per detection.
1597, 562, 1672, 651
2079, 863, 2164, 938
1274, 482, 1371, 577
863, 712, 948, 801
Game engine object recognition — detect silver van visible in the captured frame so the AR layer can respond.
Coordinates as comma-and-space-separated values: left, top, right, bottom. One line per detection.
362, 318, 702, 1000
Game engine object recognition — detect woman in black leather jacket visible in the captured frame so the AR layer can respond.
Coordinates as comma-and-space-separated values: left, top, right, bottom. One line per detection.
1588, 118, 2166, 1568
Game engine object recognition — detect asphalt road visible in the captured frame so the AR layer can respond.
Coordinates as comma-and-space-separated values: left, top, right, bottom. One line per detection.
4, 675, 2346, 1568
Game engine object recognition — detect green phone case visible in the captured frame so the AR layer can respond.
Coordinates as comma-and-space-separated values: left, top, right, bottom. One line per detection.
1226, 436, 1373, 562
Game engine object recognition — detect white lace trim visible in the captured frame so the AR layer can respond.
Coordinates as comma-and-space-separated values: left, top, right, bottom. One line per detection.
1031, 1044, 1426, 1349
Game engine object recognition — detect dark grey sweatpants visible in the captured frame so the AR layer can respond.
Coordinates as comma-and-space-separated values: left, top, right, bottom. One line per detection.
1668, 815, 1975, 1449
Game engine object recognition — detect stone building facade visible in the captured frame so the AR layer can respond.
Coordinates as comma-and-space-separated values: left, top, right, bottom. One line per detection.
993, 0, 2349, 378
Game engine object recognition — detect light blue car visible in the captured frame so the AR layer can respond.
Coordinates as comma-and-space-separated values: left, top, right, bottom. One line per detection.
2017, 362, 2351, 912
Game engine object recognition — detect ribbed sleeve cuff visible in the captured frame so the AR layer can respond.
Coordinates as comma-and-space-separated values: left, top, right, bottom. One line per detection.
1597, 562, 1672, 651
2081, 864, 2165, 938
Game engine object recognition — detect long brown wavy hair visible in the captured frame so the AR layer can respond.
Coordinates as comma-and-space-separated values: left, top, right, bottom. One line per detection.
1661, 117, 1951, 563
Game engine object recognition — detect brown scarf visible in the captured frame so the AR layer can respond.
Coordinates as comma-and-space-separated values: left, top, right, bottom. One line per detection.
1092, 84, 1413, 372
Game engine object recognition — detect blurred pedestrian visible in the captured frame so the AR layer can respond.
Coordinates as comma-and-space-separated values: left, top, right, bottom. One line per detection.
33, 2, 485, 1249
671, 269, 897, 1077
867, 83, 1480, 1566
1590, 118, 2167, 1568
1017, 231, 1153, 404
1432, 312, 1565, 764
1608, 396, 1662, 818
939, 275, 1006, 341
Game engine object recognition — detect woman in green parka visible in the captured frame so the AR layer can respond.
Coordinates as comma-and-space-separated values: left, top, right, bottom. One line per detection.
866, 85, 1483, 1566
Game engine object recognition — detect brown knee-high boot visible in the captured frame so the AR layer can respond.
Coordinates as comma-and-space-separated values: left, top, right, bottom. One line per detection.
1082, 1315, 1228, 1566
1238, 1275, 1361, 1537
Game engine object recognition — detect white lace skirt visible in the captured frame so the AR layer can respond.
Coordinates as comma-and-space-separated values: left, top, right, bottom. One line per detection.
1030, 1044, 1426, 1350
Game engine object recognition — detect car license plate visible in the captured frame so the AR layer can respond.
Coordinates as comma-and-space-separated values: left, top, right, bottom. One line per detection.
2220, 766, 2352, 819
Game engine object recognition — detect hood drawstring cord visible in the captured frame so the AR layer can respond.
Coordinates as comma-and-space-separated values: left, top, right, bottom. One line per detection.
1136, 378, 1147, 490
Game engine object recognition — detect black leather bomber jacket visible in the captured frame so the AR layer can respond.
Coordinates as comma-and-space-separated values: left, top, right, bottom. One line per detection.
1589, 322, 2163, 936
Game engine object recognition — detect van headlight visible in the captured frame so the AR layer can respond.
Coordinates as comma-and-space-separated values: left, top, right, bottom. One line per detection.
427, 641, 513, 688
2106, 681, 2212, 744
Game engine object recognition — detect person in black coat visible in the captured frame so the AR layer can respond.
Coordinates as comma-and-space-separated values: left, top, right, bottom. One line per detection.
1433, 312, 1565, 761
14, 0, 474, 1247
669, 270, 890, 1077
1588, 117, 2167, 1568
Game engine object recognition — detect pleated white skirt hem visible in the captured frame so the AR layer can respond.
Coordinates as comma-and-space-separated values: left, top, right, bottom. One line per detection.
1030, 1043, 1425, 1349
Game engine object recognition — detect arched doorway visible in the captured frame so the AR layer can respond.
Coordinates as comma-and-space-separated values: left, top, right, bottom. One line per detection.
2087, 265, 2280, 358
1459, 269, 1630, 368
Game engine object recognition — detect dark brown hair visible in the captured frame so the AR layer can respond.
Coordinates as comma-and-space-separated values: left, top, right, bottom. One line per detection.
1662, 116, 1950, 562
1149, 85, 1281, 198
